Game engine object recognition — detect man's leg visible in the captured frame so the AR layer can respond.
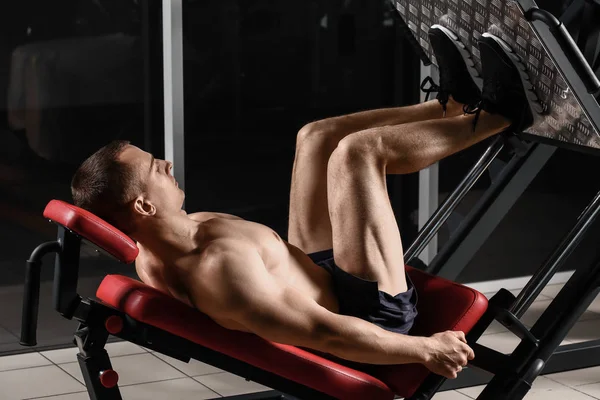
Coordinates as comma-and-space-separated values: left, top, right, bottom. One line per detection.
327, 111, 510, 295
288, 99, 466, 254
288, 24, 484, 255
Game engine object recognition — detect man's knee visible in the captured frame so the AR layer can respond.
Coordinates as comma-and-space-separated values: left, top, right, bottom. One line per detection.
296, 120, 346, 154
328, 134, 384, 171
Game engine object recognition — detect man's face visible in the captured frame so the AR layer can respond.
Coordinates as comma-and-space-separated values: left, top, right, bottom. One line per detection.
119, 145, 185, 216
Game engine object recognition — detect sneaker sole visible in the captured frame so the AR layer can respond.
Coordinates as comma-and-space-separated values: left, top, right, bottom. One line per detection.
431, 24, 483, 91
481, 32, 544, 114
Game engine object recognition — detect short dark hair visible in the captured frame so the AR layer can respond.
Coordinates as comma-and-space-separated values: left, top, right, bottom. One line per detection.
71, 140, 144, 234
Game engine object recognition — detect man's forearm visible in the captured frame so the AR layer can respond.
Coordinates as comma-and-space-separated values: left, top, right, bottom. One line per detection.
234, 285, 431, 366
316, 313, 430, 365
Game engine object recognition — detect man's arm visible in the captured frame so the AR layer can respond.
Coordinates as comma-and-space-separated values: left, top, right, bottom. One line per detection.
188, 241, 473, 377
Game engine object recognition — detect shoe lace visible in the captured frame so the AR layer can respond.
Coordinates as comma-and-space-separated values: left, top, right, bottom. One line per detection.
420, 76, 450, 116
463, 100, 484, 132
462, 77, 503, 131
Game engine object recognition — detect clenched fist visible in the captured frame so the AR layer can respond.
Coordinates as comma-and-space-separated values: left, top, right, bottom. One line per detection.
423, 330, 475, 379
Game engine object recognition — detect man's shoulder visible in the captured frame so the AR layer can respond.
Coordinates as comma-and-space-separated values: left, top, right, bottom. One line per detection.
188, 211, 244, 222
197, 238, 255, 272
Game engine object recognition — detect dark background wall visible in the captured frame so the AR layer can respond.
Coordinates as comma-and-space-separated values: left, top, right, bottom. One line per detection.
0, 0, 421, 355
0, 0, 598, 356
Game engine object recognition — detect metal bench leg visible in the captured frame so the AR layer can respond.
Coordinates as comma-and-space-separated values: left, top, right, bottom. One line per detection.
75, 324, 123, 400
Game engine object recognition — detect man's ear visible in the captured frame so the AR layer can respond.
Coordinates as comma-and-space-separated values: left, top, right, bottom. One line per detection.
133, 196, 156, 217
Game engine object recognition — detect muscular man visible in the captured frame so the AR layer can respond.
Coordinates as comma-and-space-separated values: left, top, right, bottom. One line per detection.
70, 29, 538, 379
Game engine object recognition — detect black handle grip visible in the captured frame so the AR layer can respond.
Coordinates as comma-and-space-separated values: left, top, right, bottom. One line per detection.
20, 260, 41, 346
20, 240, 60, 347
526, 8, 600, 95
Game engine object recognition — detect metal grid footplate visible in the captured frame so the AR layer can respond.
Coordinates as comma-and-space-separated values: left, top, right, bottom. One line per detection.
391, 0, 600, 153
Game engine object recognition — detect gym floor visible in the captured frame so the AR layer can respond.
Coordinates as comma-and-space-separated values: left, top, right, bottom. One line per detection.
1, 282, 600, 400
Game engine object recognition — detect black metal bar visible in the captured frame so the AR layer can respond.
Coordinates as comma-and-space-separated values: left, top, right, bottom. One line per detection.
54, 228, 83, 318
20, 241, 61, 346
74, 323, 122, 400
405, 136, 504, 265
214, 391, 288, 400
407, 373, 446, 400
526, 278, 600, 367
477, 253, 600, 399
511, 189, 600, 317
440, 339, 600, 391
467, 344, 510, 375
544, 339, 600, 372
78, 350, 122, 400
428, 143, 556, 280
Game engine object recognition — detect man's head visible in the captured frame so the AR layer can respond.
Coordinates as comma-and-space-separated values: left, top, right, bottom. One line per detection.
71, 140, 184, 236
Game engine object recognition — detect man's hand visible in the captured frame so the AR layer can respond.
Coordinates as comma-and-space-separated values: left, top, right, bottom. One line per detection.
422, 331, 475, 379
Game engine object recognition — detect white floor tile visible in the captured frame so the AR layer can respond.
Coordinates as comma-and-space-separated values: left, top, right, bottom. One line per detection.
59, 353, 185, 386
530, 376, 571, 391
104, 341, 149, 358
577, 382, 600, 398
30, 392, 89, 400
565, 319, 600, 344
194, 372, 269, 397
541, 284, 565, 299
456, 384, 486, 398
476, 327, 571, 355
41, 346, 81, 364
521, 300, 600, 328
0, 365, 84, 399
546, 366, 600, 387
512, 289, 553, 300
484, 289, 551, 301
41, 342, 147, 365
119, 377, 218, 400
476, 331, 521, 354
152, 352, 222, 377
521, 388, 595, 399
457, 376, 567, 398
586, 294, 600, 314
432, 390, 472, 399
0, 352, 52, 372
481, 320, 508, 336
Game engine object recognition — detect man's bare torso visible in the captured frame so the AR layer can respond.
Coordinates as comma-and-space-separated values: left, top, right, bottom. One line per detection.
136, 212, 339, 331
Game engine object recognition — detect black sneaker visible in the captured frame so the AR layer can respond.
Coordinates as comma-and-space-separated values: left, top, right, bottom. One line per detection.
421, 24, 482, 115
476, 33, 543, 133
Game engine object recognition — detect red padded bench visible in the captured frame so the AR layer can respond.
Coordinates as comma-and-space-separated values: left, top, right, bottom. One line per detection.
30, 200, 489, 400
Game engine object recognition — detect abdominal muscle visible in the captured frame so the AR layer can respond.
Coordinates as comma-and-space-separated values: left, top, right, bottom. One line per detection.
138, 216, 339, 332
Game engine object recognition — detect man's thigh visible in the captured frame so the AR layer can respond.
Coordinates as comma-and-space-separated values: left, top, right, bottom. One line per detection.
287, 127, 339, 254
327, 132, 408, 296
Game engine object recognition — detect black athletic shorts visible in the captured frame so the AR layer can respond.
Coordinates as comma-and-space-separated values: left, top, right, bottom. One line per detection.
309, 249, 418, 335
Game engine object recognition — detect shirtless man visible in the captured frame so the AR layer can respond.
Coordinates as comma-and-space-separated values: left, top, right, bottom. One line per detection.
70, 30, 538, 379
